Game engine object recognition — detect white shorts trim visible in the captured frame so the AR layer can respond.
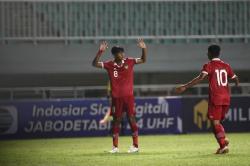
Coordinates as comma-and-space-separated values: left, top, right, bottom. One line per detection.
135, 58, 141, 63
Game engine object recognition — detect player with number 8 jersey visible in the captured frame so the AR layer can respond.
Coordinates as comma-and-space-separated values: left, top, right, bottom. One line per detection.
103, 58, 135, 98
175, 44, 239, 155
92, 39, 147, 153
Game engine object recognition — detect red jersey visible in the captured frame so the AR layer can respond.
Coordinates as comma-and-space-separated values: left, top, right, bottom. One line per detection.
102, 58, 138, 98
201, 58, 236, 105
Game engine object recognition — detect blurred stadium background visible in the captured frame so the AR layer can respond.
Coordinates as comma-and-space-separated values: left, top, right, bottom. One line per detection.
0, 0, 250, 142
0, 0, 250, 100
0, 0, 250, 165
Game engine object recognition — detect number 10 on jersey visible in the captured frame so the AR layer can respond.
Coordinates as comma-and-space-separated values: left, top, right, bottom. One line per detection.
215, 69, 227, 86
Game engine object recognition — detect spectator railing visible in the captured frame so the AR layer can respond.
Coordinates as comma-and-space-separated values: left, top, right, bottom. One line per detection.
0, 83, 249, 100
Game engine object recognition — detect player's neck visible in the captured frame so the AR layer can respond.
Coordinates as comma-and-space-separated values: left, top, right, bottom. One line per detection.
114, 59, 122, 65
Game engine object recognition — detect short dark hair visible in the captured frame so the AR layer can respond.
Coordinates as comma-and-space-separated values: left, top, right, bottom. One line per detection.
208, 44, 220, 58
111, 46, 124, 55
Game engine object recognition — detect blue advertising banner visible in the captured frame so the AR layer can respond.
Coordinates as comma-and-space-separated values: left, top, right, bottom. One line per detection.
182, 96, 250, 133
0, 97, 182, 139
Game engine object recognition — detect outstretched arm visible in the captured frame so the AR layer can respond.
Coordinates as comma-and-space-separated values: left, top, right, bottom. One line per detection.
135, 38, 147, 64
175, 73, 207, 94
92, 41, 108, 68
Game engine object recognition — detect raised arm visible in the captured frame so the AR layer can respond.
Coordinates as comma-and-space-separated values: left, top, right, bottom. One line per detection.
135, 38, 147, 64
92, 41, 108, 68
175, 73, 207, 94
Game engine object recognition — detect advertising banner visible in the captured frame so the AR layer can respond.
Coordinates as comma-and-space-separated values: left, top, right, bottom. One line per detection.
0, 97, 182, 139
182, 96, 250, 133
1, 96, 248, 139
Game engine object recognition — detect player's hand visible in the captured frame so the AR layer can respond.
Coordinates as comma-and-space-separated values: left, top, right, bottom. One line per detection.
99, 119, 106, 124
99, 41, 108, 52
137, 38, 146, 49
175, 85, 186, 94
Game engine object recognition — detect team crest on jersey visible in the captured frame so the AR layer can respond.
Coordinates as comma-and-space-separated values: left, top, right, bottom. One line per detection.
124, 64, 128, 69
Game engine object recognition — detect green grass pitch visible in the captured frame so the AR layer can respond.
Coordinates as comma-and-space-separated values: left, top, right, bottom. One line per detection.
0, 133, 250, 166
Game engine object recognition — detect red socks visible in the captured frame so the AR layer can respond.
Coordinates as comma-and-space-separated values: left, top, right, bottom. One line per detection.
112, 118, 139, 148
130, 121, 139, 148
132, 131, 139, 148
112, 125, 120, 147
213, 124, 226, 148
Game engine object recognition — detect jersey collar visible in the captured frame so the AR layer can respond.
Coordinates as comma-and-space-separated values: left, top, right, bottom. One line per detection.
114, 59, 125, 67
212, 58, 221, 61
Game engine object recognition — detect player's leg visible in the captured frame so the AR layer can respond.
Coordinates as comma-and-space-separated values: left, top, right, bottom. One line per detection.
128, 115, 138, 146
111, 116, 122, 149
208, 104, 228, 154
221, 105, 230, 146
214, 105, 230, 149
109, 98, 123, 153
126, 96, 139, 153
212, 120, 225, 147
212, 120, 228, 153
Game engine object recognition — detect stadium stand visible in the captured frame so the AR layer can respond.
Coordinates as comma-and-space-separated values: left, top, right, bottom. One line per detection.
0, 0, 250, 43
0, 0, 250, 99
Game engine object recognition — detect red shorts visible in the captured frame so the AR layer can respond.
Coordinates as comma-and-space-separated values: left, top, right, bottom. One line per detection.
111, 96, 135, 118
207, 104, 229, 120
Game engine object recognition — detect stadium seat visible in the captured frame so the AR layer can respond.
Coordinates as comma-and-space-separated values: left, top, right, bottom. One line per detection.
1, 1, 250, 43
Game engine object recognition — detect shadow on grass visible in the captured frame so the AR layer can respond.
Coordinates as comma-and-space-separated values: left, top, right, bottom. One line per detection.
78, 151, 250, 160
78, 151, 169, 157
175, 153, 250, 160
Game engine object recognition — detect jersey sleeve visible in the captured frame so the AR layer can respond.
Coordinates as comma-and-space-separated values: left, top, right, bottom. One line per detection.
127, 57, 141, 65
102, 61, 111, 70
227, 65, 236, 79
201, 63, 210, 75
134, 58, 141, 64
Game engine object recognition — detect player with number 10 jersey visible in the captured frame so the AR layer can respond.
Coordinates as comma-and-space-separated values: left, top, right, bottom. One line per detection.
202, 58, 236, 110
175, 44, 239, 155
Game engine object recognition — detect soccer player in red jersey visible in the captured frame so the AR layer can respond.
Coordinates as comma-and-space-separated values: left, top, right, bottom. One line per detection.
175, 44, 239, 154
92, 39, 147, 153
